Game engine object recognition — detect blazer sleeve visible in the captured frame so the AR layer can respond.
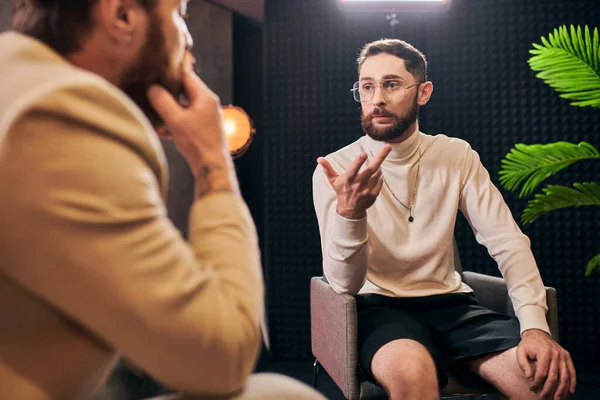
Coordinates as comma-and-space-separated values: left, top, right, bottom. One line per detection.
0, 83, 264, 394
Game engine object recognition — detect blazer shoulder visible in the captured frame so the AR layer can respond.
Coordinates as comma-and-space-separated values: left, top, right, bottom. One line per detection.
7, 72, 148, 133
4, 70, 165, 164
1, 69, 168, 196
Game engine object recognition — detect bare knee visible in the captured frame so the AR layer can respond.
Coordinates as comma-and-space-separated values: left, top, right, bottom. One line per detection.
371, 339, 438, 400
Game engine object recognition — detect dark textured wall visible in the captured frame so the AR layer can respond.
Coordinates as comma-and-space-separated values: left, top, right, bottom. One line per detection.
0, 1, 10, 30
263, 0, 600, 380
233, 14, 265, 254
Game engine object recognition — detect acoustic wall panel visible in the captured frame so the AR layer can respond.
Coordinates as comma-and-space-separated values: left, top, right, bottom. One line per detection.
264, 0, 600, 379
0, 2, 10, 32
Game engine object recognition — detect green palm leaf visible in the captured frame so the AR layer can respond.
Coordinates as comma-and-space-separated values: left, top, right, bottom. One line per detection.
521, 182, 600, 224
499, 141, 599, 197
585, 250, 600, 276
529, 25, 600, 108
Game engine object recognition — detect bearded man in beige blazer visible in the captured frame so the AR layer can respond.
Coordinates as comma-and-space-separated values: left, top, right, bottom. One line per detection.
0, 1, 324, 399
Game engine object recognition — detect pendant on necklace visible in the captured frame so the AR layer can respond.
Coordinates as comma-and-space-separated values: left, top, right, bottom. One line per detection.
409, 216, 414, 223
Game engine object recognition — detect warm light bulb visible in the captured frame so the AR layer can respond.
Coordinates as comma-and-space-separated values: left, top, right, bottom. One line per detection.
221, 105, 256, 159
338, 0, 451, 12
224, 121, 236, 136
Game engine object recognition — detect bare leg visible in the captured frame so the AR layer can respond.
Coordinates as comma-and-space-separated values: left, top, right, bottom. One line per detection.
467, 347, 541, 400
371, 339, 439, 400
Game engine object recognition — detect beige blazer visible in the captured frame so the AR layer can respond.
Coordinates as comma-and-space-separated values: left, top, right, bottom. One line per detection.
0, 32, 263, 400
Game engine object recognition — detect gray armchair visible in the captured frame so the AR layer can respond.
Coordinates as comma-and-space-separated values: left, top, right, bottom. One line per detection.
310, 241, 559, 399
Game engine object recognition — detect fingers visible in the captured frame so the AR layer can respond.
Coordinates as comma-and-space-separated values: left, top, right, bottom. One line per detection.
552, 359, 570, 400
148, 72, 215, 125
566, 353, 576, 394
366, 168, 382, 188
182, 69, 210, 103
540, 355, 559, 398
345, 153, 368, 177
147, 85, 182, 125
317, 157, 340, 182
373, 171, 384, 194
516, 344, 534, 380
364, 169, 384, 200
531, 352, 551, 391
371, 145, 392, 170
357, 145, 391, 181
518, 332, 576, 399
373, 167, 382, 180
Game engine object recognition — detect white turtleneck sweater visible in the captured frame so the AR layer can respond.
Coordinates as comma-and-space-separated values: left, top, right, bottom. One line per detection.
312, 130, 550, 335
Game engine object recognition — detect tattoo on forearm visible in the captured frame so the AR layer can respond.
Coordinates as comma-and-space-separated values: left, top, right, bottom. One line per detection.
196, 163, 224, 180
194, 163, 232, 198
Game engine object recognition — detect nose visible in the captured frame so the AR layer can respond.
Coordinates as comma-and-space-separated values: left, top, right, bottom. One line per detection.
371, 84, 386, 107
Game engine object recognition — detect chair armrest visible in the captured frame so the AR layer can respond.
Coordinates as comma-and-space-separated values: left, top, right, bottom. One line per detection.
545, 287, 559, 342
462, 271, 559, 342
310, 277, 360, 399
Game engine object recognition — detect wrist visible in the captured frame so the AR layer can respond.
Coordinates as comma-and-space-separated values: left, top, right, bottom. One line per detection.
522, 328, 551, 338
336, 206, 366, 220
193, 161, 236, 198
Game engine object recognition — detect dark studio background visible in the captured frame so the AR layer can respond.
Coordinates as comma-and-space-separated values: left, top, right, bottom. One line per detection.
260, 0, 600, 387
1, 0, 599, 398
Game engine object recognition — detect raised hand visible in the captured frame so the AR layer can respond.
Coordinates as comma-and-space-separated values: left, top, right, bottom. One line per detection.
147, 70, 236, 196
317, 145, 391, 220
147, 69, 231, 170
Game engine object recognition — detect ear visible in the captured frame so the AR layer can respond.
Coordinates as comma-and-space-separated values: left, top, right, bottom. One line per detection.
96, 0, 147, 45
417, 81, 433, 106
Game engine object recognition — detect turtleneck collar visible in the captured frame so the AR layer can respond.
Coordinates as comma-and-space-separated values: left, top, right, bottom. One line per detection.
362, 128, 422, 163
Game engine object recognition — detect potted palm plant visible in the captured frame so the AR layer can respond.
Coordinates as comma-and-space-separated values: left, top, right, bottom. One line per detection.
499, 25, 600, 276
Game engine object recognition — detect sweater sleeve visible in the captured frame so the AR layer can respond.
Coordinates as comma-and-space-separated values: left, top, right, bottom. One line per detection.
458, 145, 550, 335
312, 164, 369, 295
0, 84, 263, 395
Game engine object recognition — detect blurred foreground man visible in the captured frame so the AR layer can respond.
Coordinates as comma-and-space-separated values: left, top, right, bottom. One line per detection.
0, 1, 324, 399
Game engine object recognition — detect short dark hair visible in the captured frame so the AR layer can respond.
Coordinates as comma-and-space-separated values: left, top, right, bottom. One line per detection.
11, 0, 156, 55
357, 38, 428, 82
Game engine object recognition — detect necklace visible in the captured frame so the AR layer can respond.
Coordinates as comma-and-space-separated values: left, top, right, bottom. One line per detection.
370, 144, 422, 222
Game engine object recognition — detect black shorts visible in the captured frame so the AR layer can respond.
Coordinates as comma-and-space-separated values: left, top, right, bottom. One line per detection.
356, 291, 521, 389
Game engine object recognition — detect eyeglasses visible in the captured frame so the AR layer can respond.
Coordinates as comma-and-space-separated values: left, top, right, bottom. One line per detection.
351, 79, 421, 103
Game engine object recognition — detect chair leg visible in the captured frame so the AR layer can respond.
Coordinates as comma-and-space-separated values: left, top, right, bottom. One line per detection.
312, 359, 320, 388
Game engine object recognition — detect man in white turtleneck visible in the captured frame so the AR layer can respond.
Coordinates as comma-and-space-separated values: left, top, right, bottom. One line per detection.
312, 39, 576, 400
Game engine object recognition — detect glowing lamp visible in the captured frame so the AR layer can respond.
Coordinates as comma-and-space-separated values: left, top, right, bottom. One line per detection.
222, 105, 256, 159
338, 0, 451, 13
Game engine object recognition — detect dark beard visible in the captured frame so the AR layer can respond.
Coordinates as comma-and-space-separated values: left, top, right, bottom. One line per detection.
120, 12, 183, 128
361, 94, 419, 142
